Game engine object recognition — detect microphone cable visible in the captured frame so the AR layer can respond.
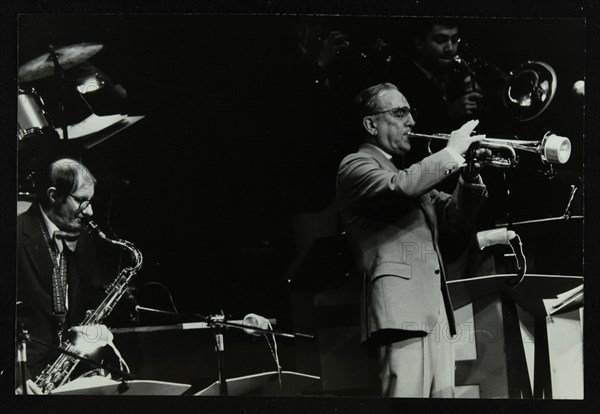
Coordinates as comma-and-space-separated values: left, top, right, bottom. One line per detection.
507, 234, 527, 288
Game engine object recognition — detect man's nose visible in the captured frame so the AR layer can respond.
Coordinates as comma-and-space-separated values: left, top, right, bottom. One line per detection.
406, 113, 416, 127
81, 203, 93, 217
447, 41, 459, 54
440, 38, 455, 51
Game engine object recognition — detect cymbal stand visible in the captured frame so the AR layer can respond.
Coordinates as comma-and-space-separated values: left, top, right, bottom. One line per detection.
48, 45, 68, 140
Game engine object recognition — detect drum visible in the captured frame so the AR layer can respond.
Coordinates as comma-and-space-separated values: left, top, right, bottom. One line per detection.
17, 88, 53, 140
17, 192, 34, 216
76, 72, 127, 116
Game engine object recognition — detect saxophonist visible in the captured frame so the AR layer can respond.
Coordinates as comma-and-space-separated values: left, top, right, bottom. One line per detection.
16, 158, 119, 393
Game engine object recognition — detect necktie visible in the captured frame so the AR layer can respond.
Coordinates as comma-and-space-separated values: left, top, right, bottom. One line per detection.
51, 237, 68, 323
54, 230, 80, 252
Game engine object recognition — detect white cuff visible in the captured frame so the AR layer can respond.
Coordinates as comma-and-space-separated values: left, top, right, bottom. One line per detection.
444, 147, 466, 166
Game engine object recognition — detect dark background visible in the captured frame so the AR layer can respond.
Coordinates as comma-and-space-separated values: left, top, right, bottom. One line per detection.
11, 12, 588, 403
17, 14, 585, 317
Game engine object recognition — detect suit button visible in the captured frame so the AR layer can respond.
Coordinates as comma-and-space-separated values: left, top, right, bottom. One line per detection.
435, 269, 440, 274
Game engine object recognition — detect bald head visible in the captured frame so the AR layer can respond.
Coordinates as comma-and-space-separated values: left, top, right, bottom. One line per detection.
36, 158, 96, 209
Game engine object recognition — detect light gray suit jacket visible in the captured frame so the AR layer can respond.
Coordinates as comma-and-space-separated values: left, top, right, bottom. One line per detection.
336, 143, 488, 343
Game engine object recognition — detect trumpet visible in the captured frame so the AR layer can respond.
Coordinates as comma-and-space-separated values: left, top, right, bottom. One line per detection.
407, 131, 571, 168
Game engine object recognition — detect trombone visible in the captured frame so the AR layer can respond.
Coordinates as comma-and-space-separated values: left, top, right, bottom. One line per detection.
407, 131, 571, 168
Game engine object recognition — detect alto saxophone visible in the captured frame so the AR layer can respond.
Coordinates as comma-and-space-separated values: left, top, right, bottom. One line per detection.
34, 220, 143, 394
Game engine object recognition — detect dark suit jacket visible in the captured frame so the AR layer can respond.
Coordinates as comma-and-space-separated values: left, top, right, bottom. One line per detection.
17, 205, 115, 378
336, 143, 488, 343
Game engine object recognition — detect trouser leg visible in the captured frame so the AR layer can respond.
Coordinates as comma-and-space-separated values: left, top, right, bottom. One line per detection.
430, 293, 455, 398
377, 336, 430, 397
376, 294, 456, 398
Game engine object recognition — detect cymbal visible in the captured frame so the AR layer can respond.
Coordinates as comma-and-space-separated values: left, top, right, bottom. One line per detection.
19, 42, 104, 82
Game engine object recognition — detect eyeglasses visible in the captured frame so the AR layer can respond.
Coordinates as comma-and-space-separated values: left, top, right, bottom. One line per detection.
68, 194, 92, 213
370, 106, 417, 121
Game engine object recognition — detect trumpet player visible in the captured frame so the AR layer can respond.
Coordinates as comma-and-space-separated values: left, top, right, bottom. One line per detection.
16, 158, 115, 393
336, 83, 490, 397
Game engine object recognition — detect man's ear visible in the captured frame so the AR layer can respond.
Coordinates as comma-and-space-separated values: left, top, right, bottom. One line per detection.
363, 116, 378, 136
47, 187, 58, 205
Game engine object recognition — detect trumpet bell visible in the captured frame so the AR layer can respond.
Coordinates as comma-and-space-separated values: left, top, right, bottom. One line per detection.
504, 61, 557, 122
541, 132, 571, 164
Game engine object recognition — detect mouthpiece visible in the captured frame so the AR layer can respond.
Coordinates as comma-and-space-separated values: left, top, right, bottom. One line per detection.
86, 220, 108, 240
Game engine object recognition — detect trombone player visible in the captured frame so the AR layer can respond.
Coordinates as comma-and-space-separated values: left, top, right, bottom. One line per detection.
336, 83, 490, 397
390, 19, 484, 136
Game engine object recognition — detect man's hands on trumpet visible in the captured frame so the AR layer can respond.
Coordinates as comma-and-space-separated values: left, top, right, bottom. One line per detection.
446, 119, 483, 155
446, 119, 492, 182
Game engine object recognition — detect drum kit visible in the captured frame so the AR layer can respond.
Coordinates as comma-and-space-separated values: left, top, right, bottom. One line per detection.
18, 43, 105, 142
17, 42, 143, 212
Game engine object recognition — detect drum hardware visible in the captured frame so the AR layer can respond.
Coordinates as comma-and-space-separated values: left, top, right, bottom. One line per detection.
76, 72, 106, 95
17, 192, 34, 216
74, 71, 128, 116
48, 44, 70, 140
407, 131, 571, 168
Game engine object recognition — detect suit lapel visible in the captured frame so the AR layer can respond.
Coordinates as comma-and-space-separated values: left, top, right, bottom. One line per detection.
21, 208, 55, 293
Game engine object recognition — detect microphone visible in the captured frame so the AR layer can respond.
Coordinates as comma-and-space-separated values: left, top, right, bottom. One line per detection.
69, 324, 114, 355
70, 324, 114, 345
476, 227, 516, 250
242, 313, 272, 336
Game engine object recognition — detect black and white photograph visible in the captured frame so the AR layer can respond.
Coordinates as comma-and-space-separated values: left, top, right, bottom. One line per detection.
3, 3, 597, 412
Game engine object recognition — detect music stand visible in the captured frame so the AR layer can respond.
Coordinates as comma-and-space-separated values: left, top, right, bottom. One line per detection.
448, 273, 583, 398
51, 376, 190, 396
194, 370, 320, 396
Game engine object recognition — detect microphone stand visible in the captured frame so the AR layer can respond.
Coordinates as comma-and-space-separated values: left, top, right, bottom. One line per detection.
17, 324, 29, 395
212, 315, 228, 396
133, 306, 314, 396
495, 185, 582, 227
